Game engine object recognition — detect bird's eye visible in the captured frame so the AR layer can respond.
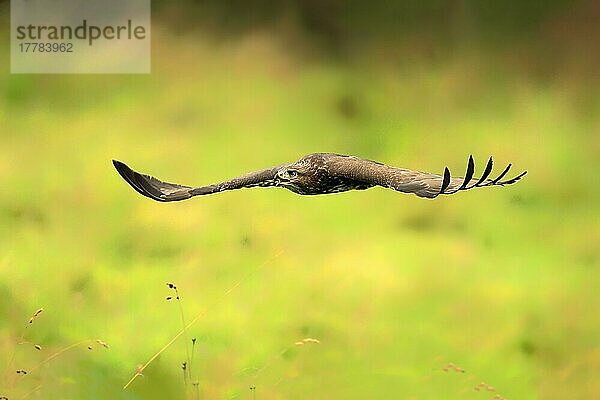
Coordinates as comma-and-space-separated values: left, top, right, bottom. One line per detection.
287, 170, 297, 178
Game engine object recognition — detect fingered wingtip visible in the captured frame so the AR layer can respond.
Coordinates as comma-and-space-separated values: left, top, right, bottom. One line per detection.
458, 155, 475, 190
499, 170, 528, 185
489, 163, 512, 185
439, 166, 451, 195
438, 155, 526, 197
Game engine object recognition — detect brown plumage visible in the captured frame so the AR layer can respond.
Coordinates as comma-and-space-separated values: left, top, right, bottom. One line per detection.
112, 153, 526, 202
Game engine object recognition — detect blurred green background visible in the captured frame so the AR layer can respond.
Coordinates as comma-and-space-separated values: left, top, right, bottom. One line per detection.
1, 1, 599, 399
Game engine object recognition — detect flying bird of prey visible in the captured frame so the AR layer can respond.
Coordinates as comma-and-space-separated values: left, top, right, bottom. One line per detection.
112, 153, 526, 202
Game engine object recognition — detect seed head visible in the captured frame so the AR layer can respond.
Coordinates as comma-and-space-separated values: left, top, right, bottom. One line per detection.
29, 308, 44, 324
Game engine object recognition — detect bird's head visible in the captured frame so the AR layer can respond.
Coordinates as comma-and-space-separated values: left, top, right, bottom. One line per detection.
274, 161, 313, 193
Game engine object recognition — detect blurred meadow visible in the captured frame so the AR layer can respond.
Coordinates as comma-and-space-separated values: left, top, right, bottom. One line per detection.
1, 0, 599, 399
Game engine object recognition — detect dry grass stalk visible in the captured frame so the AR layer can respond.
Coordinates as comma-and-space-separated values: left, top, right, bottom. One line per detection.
28, 309, 44, 325
122, 250, 284, 390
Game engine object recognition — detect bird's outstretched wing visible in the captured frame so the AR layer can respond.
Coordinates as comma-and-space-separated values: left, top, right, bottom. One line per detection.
326, 155, 527, 199
112, 160, 285, 202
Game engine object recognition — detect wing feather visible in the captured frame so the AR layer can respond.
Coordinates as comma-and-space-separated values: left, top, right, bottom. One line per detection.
325, 155, 526, 199
112, 160, 285, 202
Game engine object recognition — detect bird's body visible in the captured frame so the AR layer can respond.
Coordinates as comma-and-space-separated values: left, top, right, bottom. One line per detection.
113, 153, 526, 202
272, 153, 376, 195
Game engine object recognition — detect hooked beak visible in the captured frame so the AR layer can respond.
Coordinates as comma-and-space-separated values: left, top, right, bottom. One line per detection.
274, 171, 283, 186
274, 169, 292, 187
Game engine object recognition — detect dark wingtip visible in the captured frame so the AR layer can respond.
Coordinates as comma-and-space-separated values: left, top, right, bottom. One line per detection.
499, 170, 528, 185
462, 156, 495, 190
439, 166, 451, 196
112, 159, 134, 183
458, 155, 475, 190
440, 156, 526, 197
490, 163, 512, 185
112, 159, 125, 169
112, 160, 135, 183
112, 160, 168, 202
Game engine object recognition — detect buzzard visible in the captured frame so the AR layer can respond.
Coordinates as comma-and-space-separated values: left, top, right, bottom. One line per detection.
112, 153, 526, 202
